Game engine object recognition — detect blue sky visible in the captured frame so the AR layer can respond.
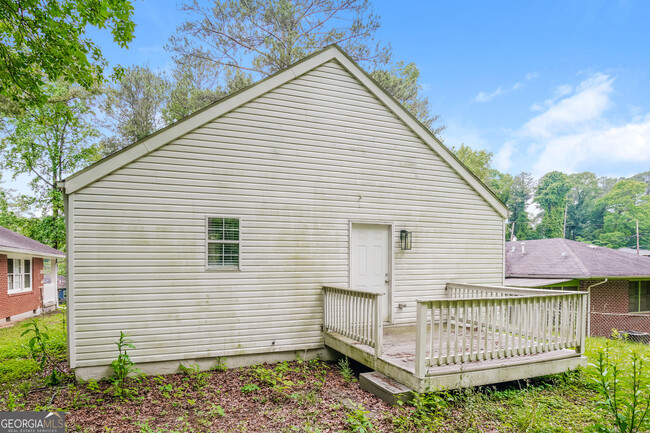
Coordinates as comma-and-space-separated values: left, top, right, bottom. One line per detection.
16, 1, 650, 187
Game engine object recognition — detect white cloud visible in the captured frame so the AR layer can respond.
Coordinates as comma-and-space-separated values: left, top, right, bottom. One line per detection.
494, 141, 515, 172
522, 73, 613, 138
532, 116, 650, 175
475, 87, 505, 103
474, 72, 538, 103
495, 72, 650, 176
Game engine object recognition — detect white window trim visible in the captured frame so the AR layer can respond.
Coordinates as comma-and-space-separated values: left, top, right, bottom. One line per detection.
205, 215, 241, 271
7, 255, 33, 294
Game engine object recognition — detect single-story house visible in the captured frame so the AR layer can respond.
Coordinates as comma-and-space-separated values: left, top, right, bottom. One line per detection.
1, 227, 66, 323
59, 45, 587, 391
506, 238, 650, 337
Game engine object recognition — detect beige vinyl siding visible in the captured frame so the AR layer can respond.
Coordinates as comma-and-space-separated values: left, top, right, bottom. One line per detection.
69, 60, 504, 368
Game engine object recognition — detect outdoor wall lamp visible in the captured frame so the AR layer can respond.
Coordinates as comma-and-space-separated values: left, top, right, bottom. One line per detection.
400, 230, 412, 250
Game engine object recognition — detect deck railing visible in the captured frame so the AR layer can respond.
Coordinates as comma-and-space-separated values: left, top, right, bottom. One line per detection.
415, 285, 588, 378
323, 286, 383, 357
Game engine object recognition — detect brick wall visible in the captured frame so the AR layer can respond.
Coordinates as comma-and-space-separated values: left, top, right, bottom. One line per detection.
580, 279, 650, 337
0, 254, 44, 320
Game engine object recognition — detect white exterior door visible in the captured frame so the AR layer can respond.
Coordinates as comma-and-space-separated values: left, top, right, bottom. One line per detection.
351, 223, 391, 322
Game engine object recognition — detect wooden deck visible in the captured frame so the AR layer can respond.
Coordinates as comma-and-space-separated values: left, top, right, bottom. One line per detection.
323, 283, 588, 393
325, 326, 585, 393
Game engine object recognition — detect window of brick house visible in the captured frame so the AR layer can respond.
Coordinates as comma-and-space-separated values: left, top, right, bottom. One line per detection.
629, 281, 650, 312
7, 257, 32, 294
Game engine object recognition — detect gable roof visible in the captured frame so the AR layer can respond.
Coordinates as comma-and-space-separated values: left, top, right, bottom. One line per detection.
58, 45, 508, 218
0, 226, 65, 258
506, 238, 650, 279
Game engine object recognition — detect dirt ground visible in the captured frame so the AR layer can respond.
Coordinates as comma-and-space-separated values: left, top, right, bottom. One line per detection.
18, 360, 402, 432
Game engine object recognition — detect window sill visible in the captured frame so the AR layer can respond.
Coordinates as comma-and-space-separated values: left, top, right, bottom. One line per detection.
8, 289, 33, 297
205, 266, 241, 272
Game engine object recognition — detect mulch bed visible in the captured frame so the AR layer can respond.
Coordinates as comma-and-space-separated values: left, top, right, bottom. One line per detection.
20, 360, 404, 432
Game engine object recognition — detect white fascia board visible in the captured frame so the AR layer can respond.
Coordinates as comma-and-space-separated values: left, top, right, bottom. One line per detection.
0, 246, 66, 259
61, 47, 341, 194
329, 52, 509, 219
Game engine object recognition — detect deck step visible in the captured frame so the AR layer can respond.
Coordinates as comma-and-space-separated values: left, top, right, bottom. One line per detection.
359, 371, 414, 405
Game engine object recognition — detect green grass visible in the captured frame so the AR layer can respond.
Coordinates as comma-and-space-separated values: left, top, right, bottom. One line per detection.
390, 337, 650, 433
0, 312, 67, 387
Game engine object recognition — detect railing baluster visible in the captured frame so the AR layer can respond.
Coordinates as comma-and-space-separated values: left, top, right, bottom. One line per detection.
430, 304, 436, 367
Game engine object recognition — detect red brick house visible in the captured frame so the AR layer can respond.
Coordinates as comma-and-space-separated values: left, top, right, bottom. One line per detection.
1, 227, 65, 324
505, 238, 650, 338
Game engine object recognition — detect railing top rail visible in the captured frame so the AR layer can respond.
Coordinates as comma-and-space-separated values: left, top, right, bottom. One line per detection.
322, 286, 383, 296
417, 291, 587, 305
446, 282, 587, 296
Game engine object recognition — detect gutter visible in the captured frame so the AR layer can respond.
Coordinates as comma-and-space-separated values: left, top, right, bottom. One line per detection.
0, 246, 66, 259
586, 278, 609, 336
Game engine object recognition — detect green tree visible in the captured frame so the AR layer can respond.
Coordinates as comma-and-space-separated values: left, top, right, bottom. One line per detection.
370, 62, 443, 135
450, 144, 511, 202
596, 180, 650, 249
535, 171, 571, 239
630, 171, 650, 195
487, 169, 513, 204
102, 65, 170, 153
0, 0, 136, 110
163, 59, 254, 124
565, 172, 600, 241
0, 188, 22, 231
167, 0, 390, 75
0, 83, 100, 248
166, 0, 443, 133
507, 172, 535, 241
451, 144, 493, 183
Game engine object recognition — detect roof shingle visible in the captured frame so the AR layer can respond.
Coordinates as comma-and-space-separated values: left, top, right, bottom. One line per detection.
506, 238, 650, 278
0, 226, 65, 258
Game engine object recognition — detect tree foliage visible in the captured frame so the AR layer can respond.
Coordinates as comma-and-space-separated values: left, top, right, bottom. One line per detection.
0, 82, 100, 248
451, 144, 493, 184
535, 171, 571, 239
371, 62, 443, 135
101, 65, 170, 152
167, 0, 390, 76
507, 172, 535, 241
166, 0, 443, 133
0, 0, 136, 110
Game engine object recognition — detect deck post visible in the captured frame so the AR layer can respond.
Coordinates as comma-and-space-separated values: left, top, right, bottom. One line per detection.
576, 293, 588, 354
374, 294, 383, 358
415, 301, 427, 379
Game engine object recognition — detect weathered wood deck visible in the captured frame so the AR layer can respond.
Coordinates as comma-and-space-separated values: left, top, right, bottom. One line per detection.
323, 283, 588, 393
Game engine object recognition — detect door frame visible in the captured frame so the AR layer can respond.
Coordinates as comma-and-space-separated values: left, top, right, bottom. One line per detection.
348, 220, 394, 324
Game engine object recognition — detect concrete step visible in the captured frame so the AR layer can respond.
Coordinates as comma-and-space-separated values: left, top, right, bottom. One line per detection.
359, 371, 414, 405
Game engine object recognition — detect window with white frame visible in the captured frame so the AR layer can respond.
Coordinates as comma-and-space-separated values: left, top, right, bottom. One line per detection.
7, 257, 31, 293
207, 217, 240, 268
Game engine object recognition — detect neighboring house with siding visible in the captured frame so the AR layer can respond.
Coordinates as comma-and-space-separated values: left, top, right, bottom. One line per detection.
59, 46, 586, 389
506, 238, 650, 337
1, 227, 65, 323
